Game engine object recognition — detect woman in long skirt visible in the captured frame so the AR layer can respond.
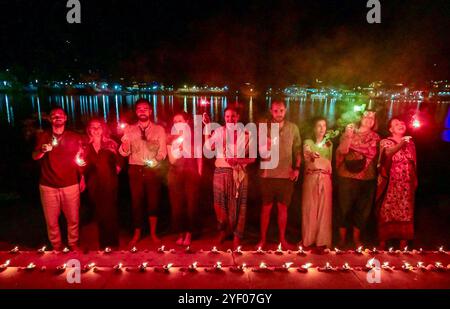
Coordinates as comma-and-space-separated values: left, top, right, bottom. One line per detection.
301, 117, 333, 249
376, 118, 417, 249
167, 112, 202, 246
82, 118, 121, 249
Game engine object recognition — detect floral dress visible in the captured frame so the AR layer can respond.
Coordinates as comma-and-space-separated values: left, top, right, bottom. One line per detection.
377, 138, 417, 240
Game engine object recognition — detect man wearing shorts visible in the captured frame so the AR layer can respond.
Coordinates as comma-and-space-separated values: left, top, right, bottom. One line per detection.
257, 101, 302, 249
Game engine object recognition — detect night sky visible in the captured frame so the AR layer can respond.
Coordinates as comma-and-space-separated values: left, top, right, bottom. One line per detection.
1, 0, 449, 87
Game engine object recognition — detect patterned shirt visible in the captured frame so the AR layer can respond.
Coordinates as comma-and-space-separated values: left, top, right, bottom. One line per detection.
336, 130, 380, 180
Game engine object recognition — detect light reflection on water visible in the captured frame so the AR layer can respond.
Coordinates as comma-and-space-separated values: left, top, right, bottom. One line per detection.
0, 93, 449, 141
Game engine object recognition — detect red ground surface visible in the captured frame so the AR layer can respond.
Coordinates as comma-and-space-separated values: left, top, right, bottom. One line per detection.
1, 240, 449, 289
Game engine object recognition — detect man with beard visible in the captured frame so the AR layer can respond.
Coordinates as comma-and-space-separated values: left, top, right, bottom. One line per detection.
32, 107, 85, 251
257, 101, 302, 250
119, 99, 167, 246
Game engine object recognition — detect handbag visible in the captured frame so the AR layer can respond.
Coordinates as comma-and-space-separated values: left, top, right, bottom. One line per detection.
344, 150, 366, 173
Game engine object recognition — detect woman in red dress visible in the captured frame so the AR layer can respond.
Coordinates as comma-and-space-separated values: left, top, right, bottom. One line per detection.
376, 118, 417, 249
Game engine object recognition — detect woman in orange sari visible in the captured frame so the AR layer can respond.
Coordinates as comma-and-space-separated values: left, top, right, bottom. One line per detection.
376, 118, 417, 249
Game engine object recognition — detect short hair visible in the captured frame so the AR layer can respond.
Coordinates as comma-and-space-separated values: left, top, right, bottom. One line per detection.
224, 106, 239, 115
135, 98, 152, 109
271, 100, 286, 108
387, 117, 407, 130
50, 107, 67, 115
173, 111, 191, 122
359, 109, 378, 131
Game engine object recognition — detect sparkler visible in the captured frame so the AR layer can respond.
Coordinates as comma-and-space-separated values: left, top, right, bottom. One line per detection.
317, 130, 340, 148
412, 117, 421, 128
118, 122, 127, 130
51, 136, 58, 147
75, 152, 86, 167
144, 159, 157, 168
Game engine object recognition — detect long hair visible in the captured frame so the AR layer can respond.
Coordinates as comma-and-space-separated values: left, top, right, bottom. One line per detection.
86, 118, 118, 153
308, 116, 328, 143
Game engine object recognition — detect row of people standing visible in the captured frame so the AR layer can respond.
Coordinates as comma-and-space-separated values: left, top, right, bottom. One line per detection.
32, 98, 417, 251
301, 110, 417, 250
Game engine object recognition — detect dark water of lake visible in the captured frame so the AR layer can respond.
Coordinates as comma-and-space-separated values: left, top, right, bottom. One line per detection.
0, 93, 449, 132
0, 93, 449, 247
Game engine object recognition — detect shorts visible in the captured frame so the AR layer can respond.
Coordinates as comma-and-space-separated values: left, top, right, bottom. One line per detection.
260, 177, 294, 206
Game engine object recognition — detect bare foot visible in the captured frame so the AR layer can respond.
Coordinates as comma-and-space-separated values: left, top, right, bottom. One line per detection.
354, 241, 363, 249
151, 235, 161, 244
176, 234, 184, 246
183, 233, 192, 246
128, 237, 140, 248
69, 245, 81, 252
255, 240, 266, 250
280, 240, 294, 251
217, 231, 227, 244
233, 236, 240, 250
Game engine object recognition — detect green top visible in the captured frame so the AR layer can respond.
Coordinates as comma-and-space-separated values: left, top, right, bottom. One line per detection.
303, 139, 332, 160
303, 139, 333, 174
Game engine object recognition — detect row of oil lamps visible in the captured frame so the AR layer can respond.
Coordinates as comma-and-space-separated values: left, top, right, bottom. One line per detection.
1, 259, 449, 274
6, 244, 449, 256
